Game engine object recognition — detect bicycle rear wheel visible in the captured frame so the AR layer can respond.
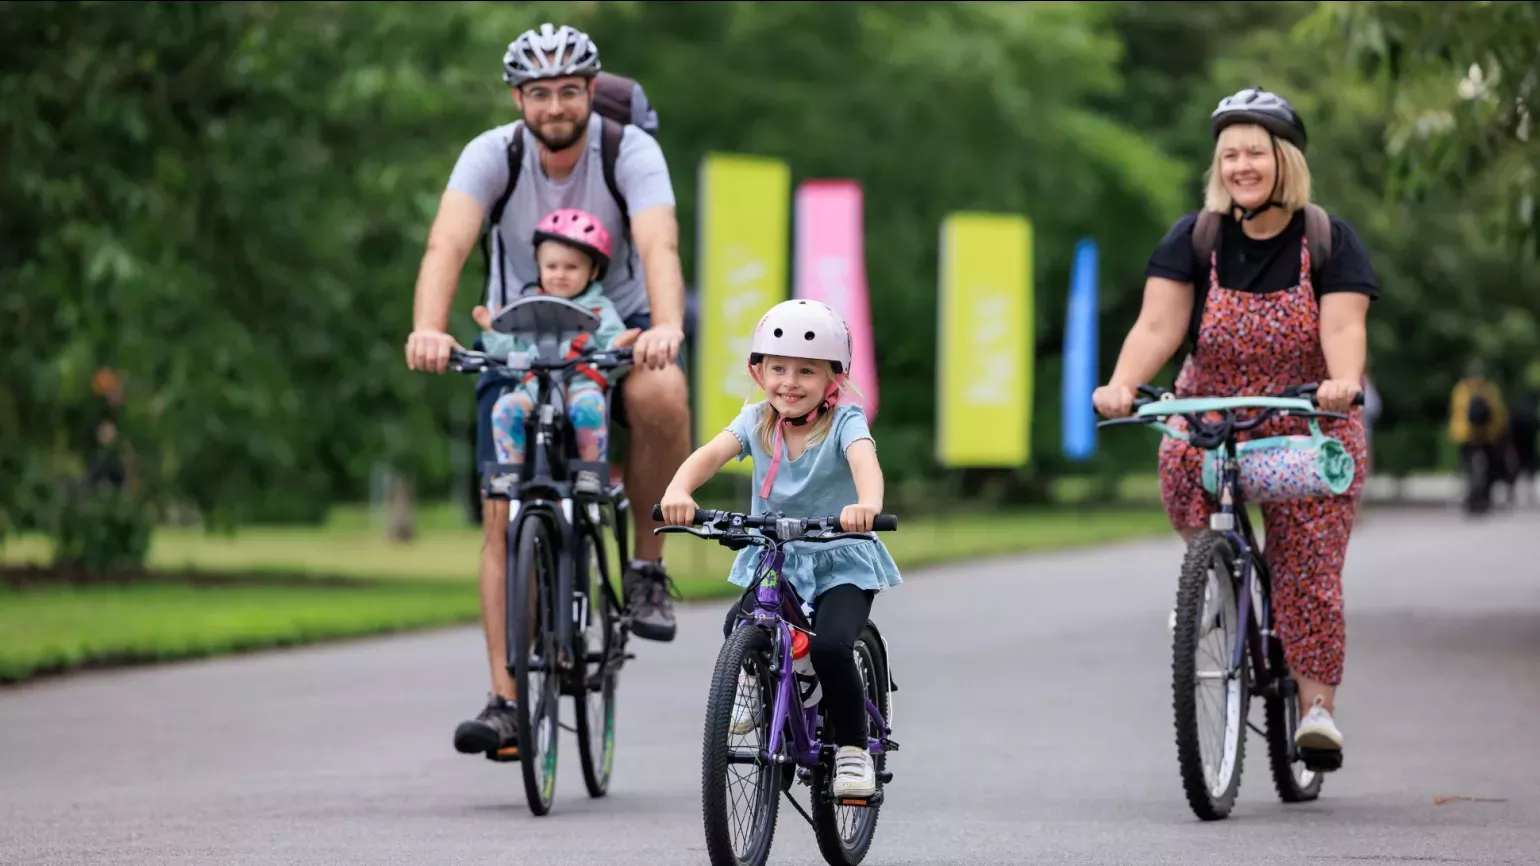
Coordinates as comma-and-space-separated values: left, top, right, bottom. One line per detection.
810, 622, 889, 866
1171, 529, 1249, 821
702, 625, 782, 866
510, 515, 561, 816
573, 526, 620, 799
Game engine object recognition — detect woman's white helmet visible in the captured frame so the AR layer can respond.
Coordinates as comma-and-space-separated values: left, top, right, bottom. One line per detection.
748, 300, 852, 375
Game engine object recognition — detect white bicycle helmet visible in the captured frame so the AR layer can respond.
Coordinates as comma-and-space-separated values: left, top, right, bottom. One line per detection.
748, 300, 853, 375
503, 23, 602, 87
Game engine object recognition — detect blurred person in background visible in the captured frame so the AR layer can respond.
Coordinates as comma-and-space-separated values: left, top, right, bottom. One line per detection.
1447, 358, 1508, 514
1504, 381, 1537, 506
1093, 87, 1380, 768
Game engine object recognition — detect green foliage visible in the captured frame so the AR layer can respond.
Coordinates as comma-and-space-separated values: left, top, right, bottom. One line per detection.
2, 1, 1534, 569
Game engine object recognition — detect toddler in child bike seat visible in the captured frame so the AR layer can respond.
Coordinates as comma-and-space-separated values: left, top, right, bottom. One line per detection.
659, 299, 903, 799
472, 208, 640, 495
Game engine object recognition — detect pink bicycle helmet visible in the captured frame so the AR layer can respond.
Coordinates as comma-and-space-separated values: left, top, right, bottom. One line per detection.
532, 208, 613, 278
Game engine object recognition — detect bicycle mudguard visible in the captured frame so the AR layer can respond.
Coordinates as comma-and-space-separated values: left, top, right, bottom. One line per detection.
863, 618, 898, 694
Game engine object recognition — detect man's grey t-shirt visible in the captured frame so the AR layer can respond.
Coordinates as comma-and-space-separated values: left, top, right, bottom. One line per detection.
446, 117, 675, 322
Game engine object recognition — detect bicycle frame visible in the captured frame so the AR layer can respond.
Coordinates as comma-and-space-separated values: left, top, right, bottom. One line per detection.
1106, 386, 1360, 706
451, 338, 634, 676
733, 543, 893, 769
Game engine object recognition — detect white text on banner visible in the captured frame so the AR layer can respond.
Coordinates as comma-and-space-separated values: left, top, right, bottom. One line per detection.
936, 212, 1034, 467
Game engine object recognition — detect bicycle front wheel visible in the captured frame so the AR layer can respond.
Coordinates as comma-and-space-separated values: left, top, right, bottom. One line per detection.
510, 515, 561, 816
1171, 529, 1249, 821
702, 625, 782, 866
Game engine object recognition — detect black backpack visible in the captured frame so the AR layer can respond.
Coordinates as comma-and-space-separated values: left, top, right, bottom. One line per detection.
1467, 392, 1492, 426
480, 72, 660, 306
1185, 203, 1333, 352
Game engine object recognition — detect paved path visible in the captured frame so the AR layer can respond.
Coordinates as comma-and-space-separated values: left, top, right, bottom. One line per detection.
4, 509, 1538, 865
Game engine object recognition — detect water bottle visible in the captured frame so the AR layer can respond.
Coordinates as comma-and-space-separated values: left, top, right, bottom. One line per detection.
791, 629, 822, 708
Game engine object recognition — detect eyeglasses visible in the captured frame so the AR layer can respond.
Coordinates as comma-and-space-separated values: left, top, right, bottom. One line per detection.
521, 84, 588, 107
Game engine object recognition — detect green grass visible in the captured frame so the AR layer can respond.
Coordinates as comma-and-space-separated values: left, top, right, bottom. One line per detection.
1, 502, 1174, 684
0, 580, 475, 684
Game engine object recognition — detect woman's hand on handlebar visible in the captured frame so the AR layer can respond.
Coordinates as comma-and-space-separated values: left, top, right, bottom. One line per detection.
658, 488, 698, 526
1315, 378, 1363, 414
1092, 383, 1137, 419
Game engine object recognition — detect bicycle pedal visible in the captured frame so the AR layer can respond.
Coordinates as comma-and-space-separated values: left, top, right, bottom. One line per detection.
485, 746, 520, 763
881, 738, 900, 752
1298, 747, 1343, 772
876, 770, 893, 783
834, 790, 884, 808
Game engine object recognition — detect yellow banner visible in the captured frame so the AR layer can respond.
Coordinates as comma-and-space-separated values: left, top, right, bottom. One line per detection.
694, 153, 791, 472
936, 212, 1034, 467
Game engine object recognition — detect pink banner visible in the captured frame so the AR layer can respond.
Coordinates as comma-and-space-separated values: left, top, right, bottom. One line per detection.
794, 180, 879, 422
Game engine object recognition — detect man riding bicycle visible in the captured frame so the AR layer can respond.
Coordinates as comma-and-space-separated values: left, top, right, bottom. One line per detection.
403, 22, 692, 755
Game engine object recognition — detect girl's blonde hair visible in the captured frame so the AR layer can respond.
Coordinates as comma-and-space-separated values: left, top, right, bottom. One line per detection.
748, 357, 866, 453
1203, 123, 1312, 214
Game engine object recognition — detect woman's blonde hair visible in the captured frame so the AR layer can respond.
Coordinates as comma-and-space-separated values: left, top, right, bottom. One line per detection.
748, 357, 866, 453
1203, 123, 1312, 214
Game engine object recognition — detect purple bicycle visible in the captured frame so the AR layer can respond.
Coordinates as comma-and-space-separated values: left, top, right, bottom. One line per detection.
652, 505, 900, 866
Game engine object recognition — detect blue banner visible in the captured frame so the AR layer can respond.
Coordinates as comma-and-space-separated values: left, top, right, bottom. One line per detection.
1061, 237, 1099, 460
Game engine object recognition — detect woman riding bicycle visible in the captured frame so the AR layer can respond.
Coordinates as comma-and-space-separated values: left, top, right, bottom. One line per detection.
1092, 87, 1381, 766
659, 299, 902, 799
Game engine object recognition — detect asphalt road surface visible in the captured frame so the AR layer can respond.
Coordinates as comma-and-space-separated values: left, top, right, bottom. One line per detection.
4, 508, 1538, 865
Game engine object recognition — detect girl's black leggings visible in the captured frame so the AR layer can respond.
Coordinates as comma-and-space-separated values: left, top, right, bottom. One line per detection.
722, 582, 875, 748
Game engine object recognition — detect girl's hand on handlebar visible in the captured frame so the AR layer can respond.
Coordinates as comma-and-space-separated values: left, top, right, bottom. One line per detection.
1092, 383, 1136, 419
659, 488, 698, 525
839, 503, 880, 533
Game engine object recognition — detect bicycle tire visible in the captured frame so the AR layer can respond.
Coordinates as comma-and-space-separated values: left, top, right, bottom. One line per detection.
1172, 529, 1249, 821
573, 525, 620, 799
810, 623, 889, 866
702, 625, 782, 866
511, 515, 561, 816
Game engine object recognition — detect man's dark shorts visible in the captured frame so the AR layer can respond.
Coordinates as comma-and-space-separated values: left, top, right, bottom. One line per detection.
474, 312, 686, 470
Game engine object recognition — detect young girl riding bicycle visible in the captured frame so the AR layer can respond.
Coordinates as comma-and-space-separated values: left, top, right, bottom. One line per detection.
472, 208, 640, 494
659, 299, 902, 798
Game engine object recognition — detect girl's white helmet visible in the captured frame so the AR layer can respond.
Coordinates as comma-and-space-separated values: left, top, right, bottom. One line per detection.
748, 300, 852, 375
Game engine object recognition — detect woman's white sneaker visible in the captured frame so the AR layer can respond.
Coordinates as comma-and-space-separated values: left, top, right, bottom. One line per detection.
1294, 695, 1344, 751
831, 745, 877, 798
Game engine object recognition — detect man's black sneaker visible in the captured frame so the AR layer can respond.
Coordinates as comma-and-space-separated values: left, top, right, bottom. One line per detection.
454, 694, 519, 754
623, 560, 681, 642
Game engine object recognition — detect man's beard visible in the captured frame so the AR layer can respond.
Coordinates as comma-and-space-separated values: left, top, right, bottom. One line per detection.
527, 113, 590, 152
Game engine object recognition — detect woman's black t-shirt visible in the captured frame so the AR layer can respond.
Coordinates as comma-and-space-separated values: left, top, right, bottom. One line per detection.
1145, 209, 1381, 325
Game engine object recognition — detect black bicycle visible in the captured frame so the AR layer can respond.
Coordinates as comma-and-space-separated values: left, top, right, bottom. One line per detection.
446, 294, 636, 817
1099, 382, 1362, 821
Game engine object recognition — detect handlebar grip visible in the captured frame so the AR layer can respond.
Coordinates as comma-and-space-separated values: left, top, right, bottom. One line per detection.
870, 515, 898, 532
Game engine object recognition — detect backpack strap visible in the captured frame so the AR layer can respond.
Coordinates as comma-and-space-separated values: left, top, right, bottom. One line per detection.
480, 122, 526, 311
598, 115, 635, 281
481, 118, 635, 303
1302, 202, 1332, 280
1186, 210, 1222, 353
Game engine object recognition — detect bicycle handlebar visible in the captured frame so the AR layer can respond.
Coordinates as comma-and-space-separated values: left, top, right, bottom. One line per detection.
446, 346, 634, 377
1097, 382, 1364, 434
649, 504, 898, 545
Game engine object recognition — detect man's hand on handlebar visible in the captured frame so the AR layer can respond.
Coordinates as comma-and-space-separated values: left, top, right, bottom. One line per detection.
405, 329, 463, 374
